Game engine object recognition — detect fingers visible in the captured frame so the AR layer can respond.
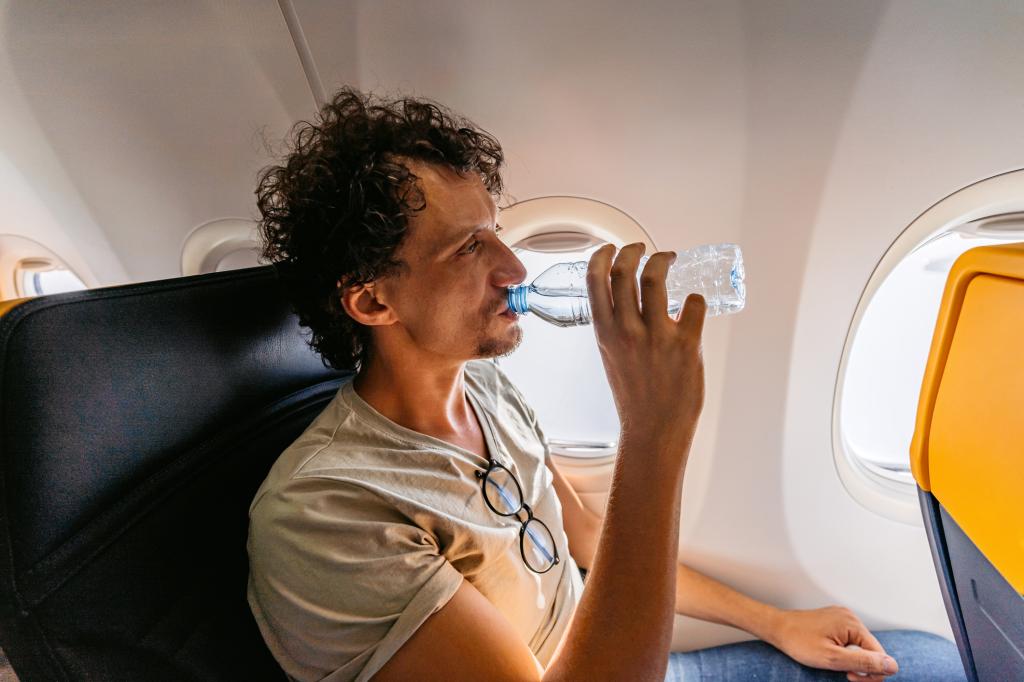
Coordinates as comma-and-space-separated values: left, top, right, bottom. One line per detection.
857, 629, 887, 656
587, 244, 616, 332
834, 643, 898, 678
676, 292, 707, 341
639, 251, 675, 326
608, 243, 645, 328
845, 667, 889, 682
590, 243, 702, 335
848, 624, 897, 678
843, 622, 892, 675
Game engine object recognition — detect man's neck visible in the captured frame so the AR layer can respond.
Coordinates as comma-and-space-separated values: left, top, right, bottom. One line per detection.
352, 353, 477, 441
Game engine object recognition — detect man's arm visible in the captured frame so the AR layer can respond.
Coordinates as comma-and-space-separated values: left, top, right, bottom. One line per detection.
672, 560, 779, 637
545, 451, 601, 572
548, 454, 899, 681
673, 563, 897, 680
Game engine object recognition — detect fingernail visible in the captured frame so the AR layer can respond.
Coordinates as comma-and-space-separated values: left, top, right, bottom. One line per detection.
883, 657, 897, 674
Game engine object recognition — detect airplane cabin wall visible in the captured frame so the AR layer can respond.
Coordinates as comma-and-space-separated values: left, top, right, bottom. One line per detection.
0, 0, 313, 284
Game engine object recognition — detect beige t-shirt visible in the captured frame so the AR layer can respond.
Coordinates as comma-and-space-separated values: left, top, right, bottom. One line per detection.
247, 359, 585, 682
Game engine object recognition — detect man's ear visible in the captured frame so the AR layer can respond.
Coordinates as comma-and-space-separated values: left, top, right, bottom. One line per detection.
339, 280, 397, 326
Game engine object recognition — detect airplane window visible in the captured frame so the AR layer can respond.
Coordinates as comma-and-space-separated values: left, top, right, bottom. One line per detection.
180, 218, 259, 276
214, 248, 262, 272
837, 217, 1024, 484
496, 243, 620, 455
493, 196, 656, 459
14, 260, 87, 297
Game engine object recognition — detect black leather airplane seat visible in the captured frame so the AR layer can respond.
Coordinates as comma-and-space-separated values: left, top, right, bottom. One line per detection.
910, 243, 1024, 681
0, 266, 350, 681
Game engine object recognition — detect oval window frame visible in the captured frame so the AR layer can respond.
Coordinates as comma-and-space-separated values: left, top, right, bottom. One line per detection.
0, 235, 93, 301
832, 168, 1024, 524
498, 196, 657, 460
498, 195, 657, 254
180, 218, 260, 276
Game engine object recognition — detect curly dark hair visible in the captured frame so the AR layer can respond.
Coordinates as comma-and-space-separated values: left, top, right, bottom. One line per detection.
256, 87, 505, 371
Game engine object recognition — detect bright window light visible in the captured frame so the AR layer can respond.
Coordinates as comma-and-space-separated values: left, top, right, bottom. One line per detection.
839, 228, 1023, 482
495, 244, 620, 451
18, 265, 87, 297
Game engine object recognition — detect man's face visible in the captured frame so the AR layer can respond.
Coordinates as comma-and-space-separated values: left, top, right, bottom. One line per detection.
374, 162, 528, 362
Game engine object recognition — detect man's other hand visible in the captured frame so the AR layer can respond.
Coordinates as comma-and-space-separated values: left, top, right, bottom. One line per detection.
767, 606, 899, 681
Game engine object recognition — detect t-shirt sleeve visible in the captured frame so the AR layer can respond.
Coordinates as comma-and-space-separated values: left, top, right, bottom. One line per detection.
247, 476, 464, 682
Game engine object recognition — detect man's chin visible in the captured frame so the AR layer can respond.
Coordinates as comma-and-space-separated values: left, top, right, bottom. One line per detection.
475, 325, 523, 359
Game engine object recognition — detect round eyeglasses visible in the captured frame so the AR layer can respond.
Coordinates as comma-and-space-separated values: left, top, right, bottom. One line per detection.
475, 459, 560, 574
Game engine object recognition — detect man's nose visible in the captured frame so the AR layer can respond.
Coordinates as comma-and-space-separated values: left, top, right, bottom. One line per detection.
492, 237, 528, 287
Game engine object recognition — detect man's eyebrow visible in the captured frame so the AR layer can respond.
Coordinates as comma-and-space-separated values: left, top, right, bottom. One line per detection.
436, 223, 496, 255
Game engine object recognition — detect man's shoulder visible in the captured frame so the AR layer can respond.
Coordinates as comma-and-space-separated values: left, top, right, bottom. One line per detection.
247, 389, 385, 516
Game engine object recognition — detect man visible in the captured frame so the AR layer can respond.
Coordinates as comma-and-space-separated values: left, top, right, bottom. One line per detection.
247, 88, 964, 681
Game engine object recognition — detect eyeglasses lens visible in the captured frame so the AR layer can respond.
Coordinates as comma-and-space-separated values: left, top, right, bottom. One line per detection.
523, 519, 557, 572
483, 466, 521, 515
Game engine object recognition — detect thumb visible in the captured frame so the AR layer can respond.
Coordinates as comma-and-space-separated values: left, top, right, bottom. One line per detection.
840, 644, 899, 677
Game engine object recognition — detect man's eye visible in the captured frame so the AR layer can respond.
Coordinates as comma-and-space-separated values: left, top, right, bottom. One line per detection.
462, 239, 482, 255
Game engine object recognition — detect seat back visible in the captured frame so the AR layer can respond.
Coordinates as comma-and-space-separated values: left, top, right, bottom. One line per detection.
910, 243, 1024, 682
0, 266, 349, 681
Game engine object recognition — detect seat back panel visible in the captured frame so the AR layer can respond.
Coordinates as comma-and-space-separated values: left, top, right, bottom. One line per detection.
0, 266, 349, 681
928, 273, 1024, 593
940, 504, 1024, 681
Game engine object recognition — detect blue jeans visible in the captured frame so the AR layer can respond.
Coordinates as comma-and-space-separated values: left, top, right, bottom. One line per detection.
664, 630, 967, 681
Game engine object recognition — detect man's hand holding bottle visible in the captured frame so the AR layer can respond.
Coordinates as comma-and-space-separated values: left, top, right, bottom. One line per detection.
586, 242, 707, 468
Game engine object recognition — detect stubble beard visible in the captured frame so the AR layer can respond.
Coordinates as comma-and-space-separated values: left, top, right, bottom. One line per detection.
475, 323, 523, 359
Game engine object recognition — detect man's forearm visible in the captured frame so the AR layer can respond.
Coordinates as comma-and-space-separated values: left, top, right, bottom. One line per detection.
673, 563, 902, 676
674, 562, 784, 646
544, 436, 688, 682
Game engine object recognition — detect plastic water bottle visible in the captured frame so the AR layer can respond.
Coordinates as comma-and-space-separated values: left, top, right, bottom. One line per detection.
506, 243, 745, 327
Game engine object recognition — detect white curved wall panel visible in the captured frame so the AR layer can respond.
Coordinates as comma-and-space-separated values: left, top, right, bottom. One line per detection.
0, 8, 121, 287
0, 0, 313, 283
675, 1, 903, 650
783, 0, 1024, 641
